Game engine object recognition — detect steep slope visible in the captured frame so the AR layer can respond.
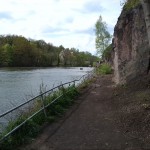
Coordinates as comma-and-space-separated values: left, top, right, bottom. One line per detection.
113, 4, 149, 84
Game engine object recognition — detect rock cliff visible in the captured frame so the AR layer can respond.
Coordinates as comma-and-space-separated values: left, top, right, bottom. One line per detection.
113, 4, 150, 84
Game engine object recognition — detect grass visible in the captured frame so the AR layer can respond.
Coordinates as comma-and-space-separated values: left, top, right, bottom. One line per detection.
96, 63, 112, 75
0, 85, 79, 150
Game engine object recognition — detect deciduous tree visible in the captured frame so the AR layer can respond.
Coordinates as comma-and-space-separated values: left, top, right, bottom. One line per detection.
95, 15, 111, 57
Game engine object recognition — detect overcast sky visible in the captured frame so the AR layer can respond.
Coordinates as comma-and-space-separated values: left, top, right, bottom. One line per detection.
0, 0, 122, 55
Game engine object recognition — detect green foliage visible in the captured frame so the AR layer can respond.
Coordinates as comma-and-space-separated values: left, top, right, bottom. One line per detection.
102, 44, 112, 61
121, 0, 140, 10
0, 117, 41, 150
0, 85, 79, 150
96, 63, 112, 75
0, 35, 98, 67
95, 16, 111, 57
77, 76, 96, 90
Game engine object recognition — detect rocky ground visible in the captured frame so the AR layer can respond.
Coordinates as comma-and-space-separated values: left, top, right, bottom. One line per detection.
21, 74, 150, 150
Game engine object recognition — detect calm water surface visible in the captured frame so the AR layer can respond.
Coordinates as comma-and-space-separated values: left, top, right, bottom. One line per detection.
0, 67, 93, 114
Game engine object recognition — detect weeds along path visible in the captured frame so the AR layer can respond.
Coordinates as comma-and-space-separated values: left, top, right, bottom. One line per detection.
21, 75, 142, 150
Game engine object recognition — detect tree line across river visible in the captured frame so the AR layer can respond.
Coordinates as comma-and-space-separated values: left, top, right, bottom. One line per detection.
0, 35, 98, 67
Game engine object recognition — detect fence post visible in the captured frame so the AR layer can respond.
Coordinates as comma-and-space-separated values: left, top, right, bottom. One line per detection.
62, 83, 65, 94
83, 75, 85, 83
73, 80, 76, 87
41, 94, 47, 118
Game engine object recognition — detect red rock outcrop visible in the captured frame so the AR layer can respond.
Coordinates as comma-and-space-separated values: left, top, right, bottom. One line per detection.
113, 4, 149, 84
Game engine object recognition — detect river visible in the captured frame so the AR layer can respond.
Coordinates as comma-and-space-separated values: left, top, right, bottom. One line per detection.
0, 67, 93, 114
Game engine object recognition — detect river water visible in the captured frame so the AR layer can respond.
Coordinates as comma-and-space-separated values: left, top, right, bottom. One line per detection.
0, 67, 93, 114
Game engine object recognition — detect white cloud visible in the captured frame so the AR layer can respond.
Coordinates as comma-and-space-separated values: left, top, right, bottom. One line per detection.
0, 0, 121, 54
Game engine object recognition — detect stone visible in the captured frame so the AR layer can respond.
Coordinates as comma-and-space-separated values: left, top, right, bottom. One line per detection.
113, 4, 150, 84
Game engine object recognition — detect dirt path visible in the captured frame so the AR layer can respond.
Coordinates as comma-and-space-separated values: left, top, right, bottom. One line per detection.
22, 75, 149, 150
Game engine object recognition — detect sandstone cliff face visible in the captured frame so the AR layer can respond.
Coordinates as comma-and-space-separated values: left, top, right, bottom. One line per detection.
113, 4, 149, 84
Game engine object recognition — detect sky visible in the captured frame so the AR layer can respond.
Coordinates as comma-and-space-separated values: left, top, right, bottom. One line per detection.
0, 0, 122, 55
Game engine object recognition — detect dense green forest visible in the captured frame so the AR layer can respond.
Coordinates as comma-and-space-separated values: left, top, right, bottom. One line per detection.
0, 35, 98, 67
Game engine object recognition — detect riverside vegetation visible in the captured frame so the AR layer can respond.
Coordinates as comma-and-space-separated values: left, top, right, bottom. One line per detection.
96, 63, 112, 75
0, 74, 96, 150
0, 35, 98, 67
0, 85, 78, 150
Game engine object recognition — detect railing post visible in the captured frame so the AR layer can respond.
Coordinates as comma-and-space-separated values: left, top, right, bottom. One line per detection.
73, 80, 76, 87
61, 82, 63, 89
83, 75, 85, 83
41, 94, 47, 118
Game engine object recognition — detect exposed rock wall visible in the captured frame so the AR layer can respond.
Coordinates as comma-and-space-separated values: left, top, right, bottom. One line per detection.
140, 0, 150, 45
113, 4, 149, 84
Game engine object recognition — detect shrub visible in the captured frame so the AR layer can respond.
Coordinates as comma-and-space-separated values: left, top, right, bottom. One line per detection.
121, 0, 140, 10
96, 63, 112, 75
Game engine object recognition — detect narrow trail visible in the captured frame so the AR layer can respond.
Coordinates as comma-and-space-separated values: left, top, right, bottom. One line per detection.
22, 75, 143, 150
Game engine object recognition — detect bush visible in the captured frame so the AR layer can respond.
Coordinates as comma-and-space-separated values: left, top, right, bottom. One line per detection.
122, 0, 140, 10
96, 63, 112, 75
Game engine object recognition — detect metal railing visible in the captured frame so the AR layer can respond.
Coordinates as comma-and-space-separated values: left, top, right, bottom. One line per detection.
0, 71, 94, 143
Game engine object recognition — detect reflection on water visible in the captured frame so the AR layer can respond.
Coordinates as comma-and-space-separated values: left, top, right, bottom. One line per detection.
0, 67, 93, 113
